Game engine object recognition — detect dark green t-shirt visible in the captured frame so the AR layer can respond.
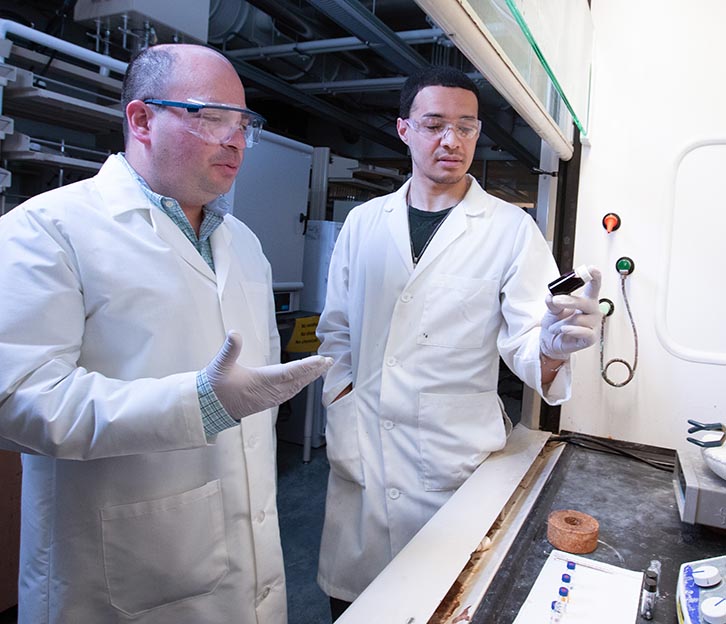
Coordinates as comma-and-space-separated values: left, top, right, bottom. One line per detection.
408, 205, 454, 265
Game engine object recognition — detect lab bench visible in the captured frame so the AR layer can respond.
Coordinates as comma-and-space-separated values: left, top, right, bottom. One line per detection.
473, 439, 726, 624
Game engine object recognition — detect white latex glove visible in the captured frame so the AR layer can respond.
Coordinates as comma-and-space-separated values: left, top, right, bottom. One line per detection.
205, 331, 333, 420
540, 266, 602, 361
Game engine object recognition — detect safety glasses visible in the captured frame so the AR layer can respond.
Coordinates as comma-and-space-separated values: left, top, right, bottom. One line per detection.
404, 117, 481, 141
144, 98, 266, 147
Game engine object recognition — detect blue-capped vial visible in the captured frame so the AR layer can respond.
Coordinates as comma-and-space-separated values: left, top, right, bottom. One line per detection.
549, 600, 564, 623
567, 561, 576, 570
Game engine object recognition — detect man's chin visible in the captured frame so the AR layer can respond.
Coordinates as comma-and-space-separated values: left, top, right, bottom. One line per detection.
430, 172, 468, 186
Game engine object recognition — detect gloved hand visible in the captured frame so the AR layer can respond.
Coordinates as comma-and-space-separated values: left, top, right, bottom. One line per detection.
540, 266, 602, 361
205, 331, 333, 421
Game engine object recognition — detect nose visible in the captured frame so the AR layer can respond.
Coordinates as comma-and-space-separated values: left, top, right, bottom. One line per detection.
223, 127, 247, 149
439, 124, 460, 147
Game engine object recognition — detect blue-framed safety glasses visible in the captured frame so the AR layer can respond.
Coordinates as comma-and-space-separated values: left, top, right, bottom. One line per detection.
144, 98, 266, 147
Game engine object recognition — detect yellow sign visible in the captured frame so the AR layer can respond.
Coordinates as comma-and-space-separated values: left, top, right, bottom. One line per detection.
285, 315, 321, 353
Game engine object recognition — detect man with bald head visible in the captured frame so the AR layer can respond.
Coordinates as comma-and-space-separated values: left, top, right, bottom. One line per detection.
0, 44, 330, 623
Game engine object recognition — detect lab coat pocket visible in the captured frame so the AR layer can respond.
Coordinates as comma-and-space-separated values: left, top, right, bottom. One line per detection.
418, 391, 507, 492
325, 390, 366, 487
101, 480, 229, 616
418, 277, 498, 349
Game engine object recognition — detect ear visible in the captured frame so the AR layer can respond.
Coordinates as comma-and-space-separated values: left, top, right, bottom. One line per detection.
126, 100, 153, 145
396, 117, 410, 145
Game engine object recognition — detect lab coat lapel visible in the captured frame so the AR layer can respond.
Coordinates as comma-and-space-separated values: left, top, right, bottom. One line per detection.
95, 156, 216, 283
408, 175, 487, 277
210, 222, 233, 295
385, 181, 416, 271
149, 208, 217, 284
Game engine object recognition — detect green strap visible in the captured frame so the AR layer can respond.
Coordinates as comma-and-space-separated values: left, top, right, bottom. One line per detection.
504, 0, 588, 135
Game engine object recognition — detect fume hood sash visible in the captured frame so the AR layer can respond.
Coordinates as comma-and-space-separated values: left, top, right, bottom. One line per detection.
414, 0, 583, 161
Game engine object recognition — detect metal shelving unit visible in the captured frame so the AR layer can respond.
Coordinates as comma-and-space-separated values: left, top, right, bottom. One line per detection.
0, 27, 125, 214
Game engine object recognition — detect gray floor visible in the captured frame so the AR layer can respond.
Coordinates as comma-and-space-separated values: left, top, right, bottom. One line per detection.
276, 439, 332, 624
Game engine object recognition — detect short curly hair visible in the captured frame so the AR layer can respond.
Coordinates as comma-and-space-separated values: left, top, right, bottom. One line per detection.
399, 66, 480, 118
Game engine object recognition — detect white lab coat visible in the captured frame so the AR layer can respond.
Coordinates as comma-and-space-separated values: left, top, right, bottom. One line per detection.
0, 155, 286, 624
316, 176, 571, 601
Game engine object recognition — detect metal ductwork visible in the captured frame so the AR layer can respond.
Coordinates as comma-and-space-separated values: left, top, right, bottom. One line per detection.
206, 0, 539, 164
305, 0, 429, 74
230, 58, 407, 154
298, 0, 537, 166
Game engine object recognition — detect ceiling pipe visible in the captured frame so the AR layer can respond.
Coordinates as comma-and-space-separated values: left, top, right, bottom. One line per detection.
288, 70, 502, 96
293, 75, 412, 94
227, 27, 444, 60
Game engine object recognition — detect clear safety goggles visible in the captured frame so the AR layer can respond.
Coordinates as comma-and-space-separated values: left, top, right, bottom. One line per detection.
404, 117, 482, 141
144, 98, 266, 147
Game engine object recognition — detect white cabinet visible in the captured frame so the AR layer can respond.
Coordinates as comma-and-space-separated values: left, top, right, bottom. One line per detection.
230, 131, 314, 312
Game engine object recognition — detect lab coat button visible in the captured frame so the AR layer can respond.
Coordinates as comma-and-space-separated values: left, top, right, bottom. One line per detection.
260, 587, 271, 600
383, 420, 394, 430
388, 488, 400, 499
386, 357, 397, 367
400, 292, 412, 302
248, 435, 259, 448
255, 511, 266, 524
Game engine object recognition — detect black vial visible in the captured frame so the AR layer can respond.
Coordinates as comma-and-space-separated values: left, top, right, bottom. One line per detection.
548, 265, 593, 296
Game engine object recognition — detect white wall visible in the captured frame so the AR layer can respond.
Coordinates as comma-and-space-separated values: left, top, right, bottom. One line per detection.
561, 0, 726, 449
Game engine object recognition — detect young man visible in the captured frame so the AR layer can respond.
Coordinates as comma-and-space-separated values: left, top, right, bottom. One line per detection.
316, 66, 601, 619
0, 44, 330, 624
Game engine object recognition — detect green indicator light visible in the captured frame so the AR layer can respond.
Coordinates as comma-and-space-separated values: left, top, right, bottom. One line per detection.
598, 298, 615, 316
616, 257, 635, 274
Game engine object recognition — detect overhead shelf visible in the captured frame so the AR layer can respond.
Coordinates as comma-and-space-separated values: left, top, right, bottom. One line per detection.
0, 61, 16, 86
7, 45, 123, 95
349, 164, 404, 183
3, 84, 123, 132
328, 157, 405, 194
2, 133, 106, 173
0, 115, 13, 140
328, 176, 397, 193
0, 22, 125, 210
